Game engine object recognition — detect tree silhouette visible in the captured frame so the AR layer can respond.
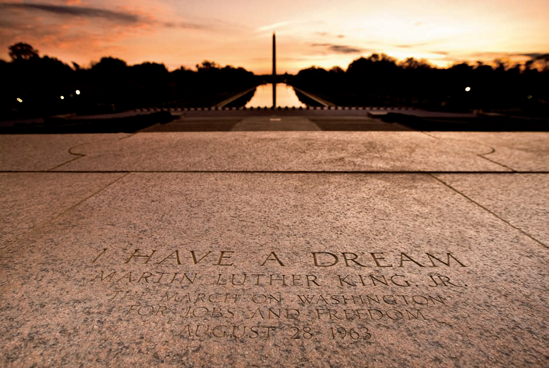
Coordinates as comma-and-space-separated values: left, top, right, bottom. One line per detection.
1, 42, 258, 116
91, 57, 128, 74
9, 43, 39, 61
291, 52, 549, 112
400, 57, 431, 70
196, 60, 221, 71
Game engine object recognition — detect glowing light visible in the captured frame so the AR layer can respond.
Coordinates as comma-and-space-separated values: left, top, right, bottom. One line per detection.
60, 96, 65, 100
75, 90, 81, 95
527, 95, 533, 99
16, 98, 23, 103
465, 87, 471, 92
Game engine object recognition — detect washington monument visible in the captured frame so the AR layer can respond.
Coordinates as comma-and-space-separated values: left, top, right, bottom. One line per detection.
272, 32, 276, 108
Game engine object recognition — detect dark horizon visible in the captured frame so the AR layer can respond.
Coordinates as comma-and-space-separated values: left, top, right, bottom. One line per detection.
1, 41, 548, 125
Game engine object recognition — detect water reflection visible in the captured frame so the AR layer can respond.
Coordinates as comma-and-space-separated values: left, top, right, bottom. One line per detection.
245, 83, 306, 108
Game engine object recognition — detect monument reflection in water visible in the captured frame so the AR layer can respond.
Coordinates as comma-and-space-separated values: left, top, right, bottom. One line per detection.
245, 83, 306, 108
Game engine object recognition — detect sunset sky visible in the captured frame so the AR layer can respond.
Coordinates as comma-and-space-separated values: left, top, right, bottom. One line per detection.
0, 0, 548, 74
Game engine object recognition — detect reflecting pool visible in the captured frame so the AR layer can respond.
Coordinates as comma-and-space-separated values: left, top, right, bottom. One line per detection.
245, 83, 306, 108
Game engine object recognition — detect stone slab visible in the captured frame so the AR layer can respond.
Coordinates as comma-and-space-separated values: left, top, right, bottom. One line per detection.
231, 117, 321, 131
429, 132, 549, 172
0, 173, 126, 247
0, 134, 130, 171
139, 118, 242, 132
310, 118, 412, 131
53, 132, 509, 172
1, 173, 547, 366
434, 173, 549, 247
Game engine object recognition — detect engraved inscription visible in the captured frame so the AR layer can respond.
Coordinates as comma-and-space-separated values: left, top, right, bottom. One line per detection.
88, 248, 469, 340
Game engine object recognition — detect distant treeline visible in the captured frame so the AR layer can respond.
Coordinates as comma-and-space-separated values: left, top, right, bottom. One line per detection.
3, 43, 548, 117
1, 43, 257, 117
291, 53, 549, 113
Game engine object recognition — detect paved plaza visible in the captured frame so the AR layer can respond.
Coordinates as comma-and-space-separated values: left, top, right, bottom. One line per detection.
1, 126, 548, 366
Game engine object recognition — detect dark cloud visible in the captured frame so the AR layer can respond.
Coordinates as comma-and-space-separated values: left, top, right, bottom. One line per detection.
464, 52, 549, 63
315, 31, 346, 39
469, 51, 547, 59
311, 43, 362, 54
516, 53, 540, 58
0, 18, 20, 29
395, 39, 451, 49
0, 3, 140, 24
468, 52, 510, 58
0, 3, 208, 30
395, 41, 436, 48
163, 22, 207, 30
330, 45, 361, 53
513, 53, 549, 60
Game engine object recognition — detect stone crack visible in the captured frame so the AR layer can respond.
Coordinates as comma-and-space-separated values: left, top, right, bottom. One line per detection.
429, 173, 548, 250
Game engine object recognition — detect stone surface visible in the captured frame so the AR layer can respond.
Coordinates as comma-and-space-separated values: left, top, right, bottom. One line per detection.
0, 134, 130, 171
434, 173, 549, 247
139, 117, 242, 132
311, 118, 412, 131
232, 117, 321, 131
139, 116, 406, 133
1, 173, 547, 367
52, 132, 509, 172
0, 173, 125, 246
429, 132, 549, 172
